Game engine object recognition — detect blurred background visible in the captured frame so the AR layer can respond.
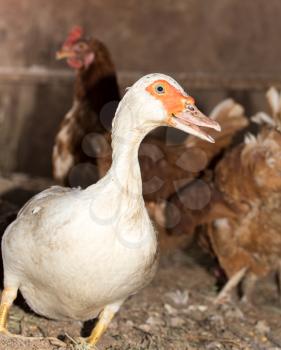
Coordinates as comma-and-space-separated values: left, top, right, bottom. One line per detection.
1, 3, 281, 348
0, 0, 280, 178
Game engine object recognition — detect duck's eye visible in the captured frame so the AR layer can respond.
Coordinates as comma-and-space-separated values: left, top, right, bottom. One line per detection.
155, 84, 165, 94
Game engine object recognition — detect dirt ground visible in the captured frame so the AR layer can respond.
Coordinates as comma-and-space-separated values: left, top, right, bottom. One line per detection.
0, 175, 281, 350
0, 249, 280, 350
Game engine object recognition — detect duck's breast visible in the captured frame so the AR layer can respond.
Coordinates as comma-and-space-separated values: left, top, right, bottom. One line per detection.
2, 188, 158, 320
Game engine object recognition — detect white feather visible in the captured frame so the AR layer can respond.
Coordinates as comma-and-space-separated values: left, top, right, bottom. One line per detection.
209, 99, 234, 120
251, 112, 276, 127
266, 87, 280, 116
244, 133, 257, 145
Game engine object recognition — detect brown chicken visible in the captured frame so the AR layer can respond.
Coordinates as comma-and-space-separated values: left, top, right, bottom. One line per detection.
144, 99, 248, 251
197, 87, 281, 303
163, 99, 249, 236
53, 26, 120, 187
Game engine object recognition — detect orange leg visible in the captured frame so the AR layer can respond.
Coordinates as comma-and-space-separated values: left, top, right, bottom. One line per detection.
85, 302, 122, 346
0, 287, 18, 333
87, 309, 115, 345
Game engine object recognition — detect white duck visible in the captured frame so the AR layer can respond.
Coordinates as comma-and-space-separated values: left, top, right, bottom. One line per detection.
0, 74, 220, 347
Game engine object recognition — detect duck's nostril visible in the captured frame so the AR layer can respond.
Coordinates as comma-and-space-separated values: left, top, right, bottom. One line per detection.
187, 105, 195, 112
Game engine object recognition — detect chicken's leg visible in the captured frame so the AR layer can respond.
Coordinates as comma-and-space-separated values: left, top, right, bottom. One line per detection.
241, 272, 257, 304
0, 287, 18, 334
214, 267, 247, 304
277, 261, 281, 303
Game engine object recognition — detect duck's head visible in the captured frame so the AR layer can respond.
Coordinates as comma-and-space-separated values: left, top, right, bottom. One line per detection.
114, 73, 221, 143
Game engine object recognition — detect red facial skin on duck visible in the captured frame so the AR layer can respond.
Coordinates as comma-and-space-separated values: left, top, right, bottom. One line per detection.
146, 80, 220, 142
146, 80, 195, 115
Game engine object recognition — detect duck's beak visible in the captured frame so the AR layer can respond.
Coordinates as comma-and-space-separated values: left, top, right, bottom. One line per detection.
170, 99, 221, 143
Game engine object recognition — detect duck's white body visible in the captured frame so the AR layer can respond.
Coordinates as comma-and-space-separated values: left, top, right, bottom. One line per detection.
3, 179, 157, 321
1, 74, 220, 345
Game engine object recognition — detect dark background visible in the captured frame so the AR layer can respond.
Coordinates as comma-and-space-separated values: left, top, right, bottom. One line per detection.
0, 0, 280, 177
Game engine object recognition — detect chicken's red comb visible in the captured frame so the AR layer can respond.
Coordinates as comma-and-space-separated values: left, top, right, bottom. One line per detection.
63, 26, 83, 47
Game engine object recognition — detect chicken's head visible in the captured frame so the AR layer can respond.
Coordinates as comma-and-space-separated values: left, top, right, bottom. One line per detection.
56, 26, 95, 70
243, 130, 281, 192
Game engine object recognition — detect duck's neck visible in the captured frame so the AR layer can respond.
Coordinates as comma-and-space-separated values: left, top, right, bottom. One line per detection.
109, 128, 147, 199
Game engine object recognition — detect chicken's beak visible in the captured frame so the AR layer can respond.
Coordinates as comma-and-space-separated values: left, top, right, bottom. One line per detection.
170, 101, 221, 143
56, 49, 75, 60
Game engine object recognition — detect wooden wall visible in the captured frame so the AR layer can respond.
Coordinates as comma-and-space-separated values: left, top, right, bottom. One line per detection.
0, 0, 280, 176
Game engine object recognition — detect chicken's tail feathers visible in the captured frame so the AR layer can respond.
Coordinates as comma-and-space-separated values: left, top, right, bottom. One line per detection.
251, 87, 281, 130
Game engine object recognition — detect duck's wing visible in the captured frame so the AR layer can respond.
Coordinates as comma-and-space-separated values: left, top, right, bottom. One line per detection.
17, 186, 75, 217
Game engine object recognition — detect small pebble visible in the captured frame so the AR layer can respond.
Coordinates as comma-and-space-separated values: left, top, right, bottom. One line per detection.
146, 315, 165, 326
206, 341, 224, 349
197, 305, 208, 312
138, 324, 151, 333
109, 319, 118, 330
165, 290, 189, 305
224, 306, 244, 320
170, 316, 185, 328
164, 303, 178, 315
255, 320, 270, 335
186, 304, 207, 312
208, 314, 224, 327
125, 320, 134, 327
